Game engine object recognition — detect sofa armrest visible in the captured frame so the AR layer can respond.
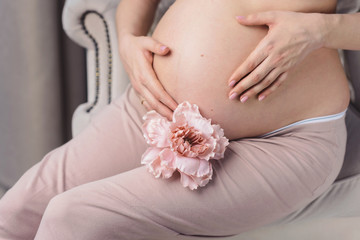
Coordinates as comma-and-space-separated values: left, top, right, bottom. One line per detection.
63, 0, 124, 136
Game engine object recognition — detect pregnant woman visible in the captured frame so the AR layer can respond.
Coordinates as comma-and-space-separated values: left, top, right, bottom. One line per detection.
0, 0, 359, 239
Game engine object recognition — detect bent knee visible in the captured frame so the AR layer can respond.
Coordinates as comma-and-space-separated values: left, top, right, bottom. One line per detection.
40, 188, 86, 224
37, 186, 178, 240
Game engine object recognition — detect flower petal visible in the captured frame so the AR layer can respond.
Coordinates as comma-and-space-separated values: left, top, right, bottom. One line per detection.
141, 147, 176, 179
172, 102, 214, 139
142, 110, 171, 148
158, 148, 177, 178
195, 165, 213, 187
173, 101, 201, 122
196, 137, 217, 160
187, 117, 214, 138
175, 155, 212, 177
141, 147, 161, 165
212, 124, 230, 160
141, 148, 163, 178
179, 165, 213, 190
173, 102, 213, 136
179, 172, 199, 190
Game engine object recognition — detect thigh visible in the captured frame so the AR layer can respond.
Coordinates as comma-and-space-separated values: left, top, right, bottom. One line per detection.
35, 117, 347, 239
2, 84, 149, 198
49, 84, 149, 187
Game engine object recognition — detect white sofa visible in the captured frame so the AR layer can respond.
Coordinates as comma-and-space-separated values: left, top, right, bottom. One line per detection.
62, 0, 360, 239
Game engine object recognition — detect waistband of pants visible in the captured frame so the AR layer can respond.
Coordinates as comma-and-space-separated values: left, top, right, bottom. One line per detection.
259, 109, 348, 138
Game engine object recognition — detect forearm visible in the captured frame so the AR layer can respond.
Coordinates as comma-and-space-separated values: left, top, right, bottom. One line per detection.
321, 13, 360, 50
116, 0, 160, 39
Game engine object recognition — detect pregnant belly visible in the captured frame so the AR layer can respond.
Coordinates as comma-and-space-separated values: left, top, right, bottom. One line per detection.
152, 0, 350, 140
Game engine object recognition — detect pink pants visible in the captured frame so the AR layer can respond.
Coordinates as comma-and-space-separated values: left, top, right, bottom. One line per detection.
0, 84, 347, 240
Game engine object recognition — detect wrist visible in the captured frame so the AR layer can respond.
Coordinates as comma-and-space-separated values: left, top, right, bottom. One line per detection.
118, 31, 133, 43
117, 32, 135, 55
319, 13, 341, 49
308, 13, 327, 49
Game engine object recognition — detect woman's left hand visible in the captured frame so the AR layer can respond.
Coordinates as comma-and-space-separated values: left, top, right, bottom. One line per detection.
228, 11, 326, 102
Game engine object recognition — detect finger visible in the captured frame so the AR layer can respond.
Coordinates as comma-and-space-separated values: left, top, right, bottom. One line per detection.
133, 89, 150, 110
258, 71, 288, 101
132, 88, 149, 109
141, 60, 178, 111
141, 99, 152, 111
229, 57, 274, 102
228, 40, 268, 87
239, 68, 283, 100
141, 36, 170, 55
235, 11, 276, 26
143, 50, 153, 63
141, 87, 174, 121
129, 75, 144, 97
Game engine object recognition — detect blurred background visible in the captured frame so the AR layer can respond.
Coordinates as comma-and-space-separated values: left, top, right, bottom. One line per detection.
0, 0, 86, 197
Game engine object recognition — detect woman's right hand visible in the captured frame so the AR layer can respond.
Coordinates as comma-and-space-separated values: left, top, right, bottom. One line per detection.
118, 33, 178, 121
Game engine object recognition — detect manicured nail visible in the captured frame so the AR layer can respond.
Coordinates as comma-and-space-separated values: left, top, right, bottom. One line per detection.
240, 96, 248, 103
236, 16, 245, 20
229, 92, 237, 100
258, 95, 265, 101
228, 80, 236, 87
160, 45, 168, 51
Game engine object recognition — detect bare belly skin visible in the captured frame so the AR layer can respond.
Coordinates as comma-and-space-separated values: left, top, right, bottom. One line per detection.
152, 0, 350, 140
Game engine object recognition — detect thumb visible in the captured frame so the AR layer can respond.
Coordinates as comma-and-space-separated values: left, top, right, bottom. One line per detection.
143, 37, 170, 55
236, 11, 275, 26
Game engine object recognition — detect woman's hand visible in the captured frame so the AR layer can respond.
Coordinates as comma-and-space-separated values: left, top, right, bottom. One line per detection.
118, 33, 178, 120
228, 11, 326, 102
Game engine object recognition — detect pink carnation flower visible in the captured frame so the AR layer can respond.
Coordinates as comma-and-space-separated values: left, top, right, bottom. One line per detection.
141, 101, 229, 190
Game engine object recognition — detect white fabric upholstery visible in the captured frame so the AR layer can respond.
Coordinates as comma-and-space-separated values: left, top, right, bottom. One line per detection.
62, 0, 360, 239
63, 0, 129, 136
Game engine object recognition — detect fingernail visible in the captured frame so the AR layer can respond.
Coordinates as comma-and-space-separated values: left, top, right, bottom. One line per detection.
160, 45, 168, 51
258, 95, 265, 101
240, 96, 248, 103
228, 80, 236, 87
236, 16, 245, 20
229, 92, 237, 100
